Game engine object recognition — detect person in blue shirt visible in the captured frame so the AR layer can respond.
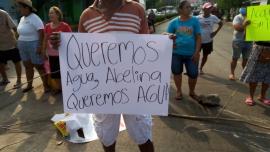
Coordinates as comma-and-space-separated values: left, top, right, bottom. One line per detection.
167, 0, 202, 101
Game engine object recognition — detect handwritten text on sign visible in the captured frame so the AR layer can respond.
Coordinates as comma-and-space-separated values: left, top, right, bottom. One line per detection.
59, 33, 173, 115
246, 5, 270, 41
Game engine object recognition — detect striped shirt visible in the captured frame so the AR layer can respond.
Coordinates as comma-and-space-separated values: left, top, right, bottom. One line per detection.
78, 0, 149, 34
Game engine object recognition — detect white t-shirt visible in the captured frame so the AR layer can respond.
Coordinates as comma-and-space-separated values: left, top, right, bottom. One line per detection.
197, 14, 220, 44
17, 13, 44, 41
232, 14, 245, 41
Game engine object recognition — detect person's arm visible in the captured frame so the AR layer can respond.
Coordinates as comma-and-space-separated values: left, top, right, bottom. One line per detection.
211, 20, 223, 38
192, 18, 201, 63
164, 20, 177, 47
192, 34, 201, 63
233, 16, 250, 32
138, 5, 150, 34
37, 29, 45, 55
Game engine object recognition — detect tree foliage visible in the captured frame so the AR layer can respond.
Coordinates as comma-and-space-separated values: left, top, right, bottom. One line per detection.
216, 0, 249, 9
146, 0, 166, 9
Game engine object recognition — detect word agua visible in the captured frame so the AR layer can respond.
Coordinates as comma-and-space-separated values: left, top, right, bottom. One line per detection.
65, 66, 161, 92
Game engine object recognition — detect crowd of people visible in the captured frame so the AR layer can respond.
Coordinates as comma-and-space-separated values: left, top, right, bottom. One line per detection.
0, 0, 269, 151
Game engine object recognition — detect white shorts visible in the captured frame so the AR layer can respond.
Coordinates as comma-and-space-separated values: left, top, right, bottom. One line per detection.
93, 114, 152, 147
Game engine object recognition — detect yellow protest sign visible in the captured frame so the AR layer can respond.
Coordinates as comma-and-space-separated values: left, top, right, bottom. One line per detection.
246, 5, 270, 41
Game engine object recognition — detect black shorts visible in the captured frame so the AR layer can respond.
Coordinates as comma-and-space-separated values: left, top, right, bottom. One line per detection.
201, 42, 213, 55
49, 56, 61, 79
0, 48, 21, 64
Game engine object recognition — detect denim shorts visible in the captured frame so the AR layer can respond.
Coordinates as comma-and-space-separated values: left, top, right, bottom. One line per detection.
232, 41, 252, 60
17, 40, 43, 64
171, 54, 198, 79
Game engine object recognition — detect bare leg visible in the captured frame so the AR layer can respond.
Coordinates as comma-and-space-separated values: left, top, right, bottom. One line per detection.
188, 77, 197, 96
259, 83, 269, 99
173, 74, 182, 98
200, 54, 208, 72
242, 59, 248, 69
229, 58, 238, 80
248, 82, 257, 100
34, 64, 49, 92
23, 61, 34, 89
14, 61, 22, 83
0, 63, 8, 81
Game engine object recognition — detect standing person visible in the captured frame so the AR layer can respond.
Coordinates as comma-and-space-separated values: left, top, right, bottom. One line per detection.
240, 41, 270, 106
229, 3, 252, 80
148, 9, 156, 33
166, 0, 201, 101
51, 0, 154, 151
0, 9, 22, 87
16, 0, 49, 93
197, 2, 223, 74
44, 6, 72, 94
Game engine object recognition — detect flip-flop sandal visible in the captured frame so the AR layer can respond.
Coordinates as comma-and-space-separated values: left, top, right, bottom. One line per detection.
257, 98, 270, 105
13, 82, 22, 89
189, 94, 203, 104
245, 97, 255, 106
175, 95, 183, 100
0, 80, 10, 86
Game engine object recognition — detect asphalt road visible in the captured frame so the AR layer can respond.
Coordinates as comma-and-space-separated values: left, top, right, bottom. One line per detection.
0, 20, 269, 152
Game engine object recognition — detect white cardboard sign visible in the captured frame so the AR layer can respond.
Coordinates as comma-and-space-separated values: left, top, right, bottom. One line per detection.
59, 33, 172, 115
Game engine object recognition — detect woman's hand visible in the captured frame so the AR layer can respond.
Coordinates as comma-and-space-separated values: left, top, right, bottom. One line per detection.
162, 32, 176, 48
243, 19, 251, 27
50, 32, 61, 50
192, 51, 200, 63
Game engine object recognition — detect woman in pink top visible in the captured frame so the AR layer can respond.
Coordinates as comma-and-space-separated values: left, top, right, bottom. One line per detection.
44, 6, 72, 94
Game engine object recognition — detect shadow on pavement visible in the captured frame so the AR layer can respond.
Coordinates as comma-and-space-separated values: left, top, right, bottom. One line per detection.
159, 85, 270, 152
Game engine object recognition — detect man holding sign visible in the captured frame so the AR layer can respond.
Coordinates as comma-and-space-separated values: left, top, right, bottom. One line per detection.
229, 2, 252, 80
51, 0, 156, 151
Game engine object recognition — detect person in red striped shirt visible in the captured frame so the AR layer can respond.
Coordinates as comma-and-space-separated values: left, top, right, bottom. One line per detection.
51, 0, 154, 152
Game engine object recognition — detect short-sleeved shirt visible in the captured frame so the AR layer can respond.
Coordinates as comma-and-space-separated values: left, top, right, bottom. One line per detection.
167, 16, 201, 56
17, 13, 44, 41
44, 22, 72, 56
78, 0, 149, 34
232, 14, 245, 41
197, 14, 220, 44
0, 9, 17, 51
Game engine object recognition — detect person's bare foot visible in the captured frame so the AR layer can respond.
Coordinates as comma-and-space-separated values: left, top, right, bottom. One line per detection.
175, 92, 183, 100
228, 74, 236, 80
189, 93, 203, 103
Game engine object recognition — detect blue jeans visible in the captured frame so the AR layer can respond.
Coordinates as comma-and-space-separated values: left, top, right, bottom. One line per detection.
171, 54, 198, 79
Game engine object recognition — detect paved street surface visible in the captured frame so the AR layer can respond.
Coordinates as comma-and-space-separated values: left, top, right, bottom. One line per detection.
0, 20, 270, 152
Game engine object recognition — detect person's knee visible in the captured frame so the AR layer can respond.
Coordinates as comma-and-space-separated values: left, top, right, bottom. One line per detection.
231, 58, 238, 63
186, 65, 198, 79
24, 63, 33, 69
34, 64, 44, 71
188, 72, 198, 79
